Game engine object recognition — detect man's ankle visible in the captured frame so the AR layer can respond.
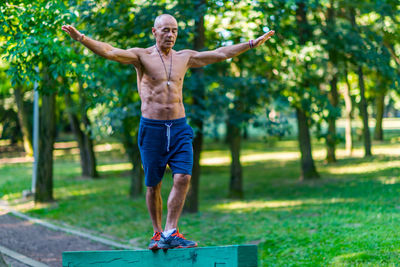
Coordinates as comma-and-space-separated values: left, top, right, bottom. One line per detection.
163, 228, 176, 237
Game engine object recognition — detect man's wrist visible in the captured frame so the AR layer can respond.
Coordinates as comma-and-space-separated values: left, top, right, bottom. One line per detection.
249, 39, 254, 49
77, 34, 85, 42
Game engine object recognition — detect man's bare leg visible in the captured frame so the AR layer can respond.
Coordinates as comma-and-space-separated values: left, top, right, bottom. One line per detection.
146, 182, 163, 232
164, 174, 191, 231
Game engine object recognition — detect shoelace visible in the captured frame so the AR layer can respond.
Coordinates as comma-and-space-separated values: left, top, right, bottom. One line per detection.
152, 232, 161, 241
172, 230, 186, 239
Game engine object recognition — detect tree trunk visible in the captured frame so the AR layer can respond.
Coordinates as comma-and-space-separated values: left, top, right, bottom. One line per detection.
326, 74, 338, 163
184, 80, 204, 212
242, 126, 249, 140
121, 118, 143, 198
295, 2, 319, 180
227, 120, 243, 198
78, 83, 98, 178
127, 140, 143, 198
350, 7, 371, 157
373, 90, 385, 141
130, 145, 143, 198
343, 66, 353, 156
326, 1, 338, 163
80, 129, 97, 177
357, 66, 372, 157
296, 107, 319, 180
185, 122, 203, 212
183, 0, 206, 213
64, 92, 98, 178
35, 91, 56, 203
13, 85, 33, 156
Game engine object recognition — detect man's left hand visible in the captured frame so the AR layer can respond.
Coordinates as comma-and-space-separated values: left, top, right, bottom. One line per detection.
253, 30, 275, 48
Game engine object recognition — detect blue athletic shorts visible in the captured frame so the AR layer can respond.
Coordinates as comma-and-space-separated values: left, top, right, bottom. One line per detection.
138, 116, 194, 187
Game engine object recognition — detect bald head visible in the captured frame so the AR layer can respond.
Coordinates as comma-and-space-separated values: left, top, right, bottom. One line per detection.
154, 14, 177, 29
152, 14, 178, 51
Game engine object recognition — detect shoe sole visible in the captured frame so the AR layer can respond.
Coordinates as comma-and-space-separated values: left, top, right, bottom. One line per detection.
148, 244, 160, 250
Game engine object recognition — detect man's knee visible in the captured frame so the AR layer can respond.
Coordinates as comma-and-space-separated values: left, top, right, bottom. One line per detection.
174, 174, 191, 187
147, 182, 162, 195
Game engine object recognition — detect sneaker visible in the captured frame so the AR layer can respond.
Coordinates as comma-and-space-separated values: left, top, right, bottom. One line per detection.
148, 231, 163, 250
158, 229, 198, 249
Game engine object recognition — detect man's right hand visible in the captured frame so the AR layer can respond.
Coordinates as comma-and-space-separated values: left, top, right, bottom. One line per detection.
61, 25, 83, 41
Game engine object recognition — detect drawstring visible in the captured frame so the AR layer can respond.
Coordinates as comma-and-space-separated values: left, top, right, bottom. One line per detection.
165, 123, 173, 152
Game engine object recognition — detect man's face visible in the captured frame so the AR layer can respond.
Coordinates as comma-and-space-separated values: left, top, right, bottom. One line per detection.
152, 16, 178, 49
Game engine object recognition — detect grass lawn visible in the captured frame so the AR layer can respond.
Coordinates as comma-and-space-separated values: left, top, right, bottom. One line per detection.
1, 135, 400, 266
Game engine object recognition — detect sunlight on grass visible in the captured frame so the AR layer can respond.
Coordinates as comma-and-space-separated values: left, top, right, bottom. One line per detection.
53, 141, 78, 149
55, 186, 109, 200
212, 198, 357, 212
11, 200, 59, 213
377, 176, 400, 185
331, 251, 370, 263
330, 250, 393, 265
201, 144, 400, 166
53, 148, 80, 156
327, 160, 400, 175
97, 162, 132, 172
372, 145, 400, 156
201, 151, 300, 165
95, 143, 124, 152
0, 139, 11, 146
53, 142, 124, 157
3, 192, 22, 200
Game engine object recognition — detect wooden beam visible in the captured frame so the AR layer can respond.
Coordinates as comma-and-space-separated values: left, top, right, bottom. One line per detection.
63, 245, 257, 267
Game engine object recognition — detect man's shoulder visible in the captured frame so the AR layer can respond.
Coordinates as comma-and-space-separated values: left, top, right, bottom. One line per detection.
176, 49, 196, 56
127, 47, 152, 55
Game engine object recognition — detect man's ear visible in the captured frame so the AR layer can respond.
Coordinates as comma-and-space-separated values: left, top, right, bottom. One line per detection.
152, 27, 156, 37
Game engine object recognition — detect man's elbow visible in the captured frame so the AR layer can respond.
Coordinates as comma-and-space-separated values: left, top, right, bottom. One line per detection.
104, 51, 124, 63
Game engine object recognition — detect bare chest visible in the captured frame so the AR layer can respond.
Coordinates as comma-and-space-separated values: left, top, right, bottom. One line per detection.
139, 52, 189, 83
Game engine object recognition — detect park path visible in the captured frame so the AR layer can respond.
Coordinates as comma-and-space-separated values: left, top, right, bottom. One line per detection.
0, 206, 139, 267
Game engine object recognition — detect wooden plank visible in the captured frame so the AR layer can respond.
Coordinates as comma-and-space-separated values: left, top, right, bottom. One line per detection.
63, 245, 257, 267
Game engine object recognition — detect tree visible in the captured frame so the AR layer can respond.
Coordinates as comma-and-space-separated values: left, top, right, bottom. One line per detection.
13, 84, 34, 156
324, 0, 341, 163
64, 83, 98, 178
342, 64, 354, 156
201, 0, 273, 196
183, 0, 207, 212
71, 0, 156, 196
369, 0, 400, 141
1, 0, 76, 202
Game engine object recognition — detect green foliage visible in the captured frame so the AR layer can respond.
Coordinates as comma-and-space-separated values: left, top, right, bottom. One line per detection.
1, 1, 76, 92
2, 0, 397, 141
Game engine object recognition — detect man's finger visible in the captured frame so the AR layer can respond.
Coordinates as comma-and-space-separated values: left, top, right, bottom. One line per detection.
62, 28, 70, 34
265, 30, 275, 37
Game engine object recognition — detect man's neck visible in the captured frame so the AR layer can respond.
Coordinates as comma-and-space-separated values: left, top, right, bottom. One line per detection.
156, 44, 172, 56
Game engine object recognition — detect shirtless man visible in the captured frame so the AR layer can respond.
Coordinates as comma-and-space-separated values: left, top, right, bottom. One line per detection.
62, 14, 274, 250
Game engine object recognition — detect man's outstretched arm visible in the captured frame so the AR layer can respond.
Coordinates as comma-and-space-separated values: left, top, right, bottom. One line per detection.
187, 30, 275, 68
61, 25, 140, 65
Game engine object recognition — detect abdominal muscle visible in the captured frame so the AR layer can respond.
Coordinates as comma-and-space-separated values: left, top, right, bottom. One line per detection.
134, 48, 190, 120
139, 79, 186, 120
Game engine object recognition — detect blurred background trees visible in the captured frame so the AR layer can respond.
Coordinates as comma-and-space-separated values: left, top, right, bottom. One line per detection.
1, 0, 399, 208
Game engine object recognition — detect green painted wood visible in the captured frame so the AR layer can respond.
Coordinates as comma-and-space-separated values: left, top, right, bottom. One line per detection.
63, 245, 257, 267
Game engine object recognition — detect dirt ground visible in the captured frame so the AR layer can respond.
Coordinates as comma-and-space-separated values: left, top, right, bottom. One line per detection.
0, 212, 115, 267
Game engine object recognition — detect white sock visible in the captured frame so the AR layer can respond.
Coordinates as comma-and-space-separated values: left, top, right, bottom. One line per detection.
163, 228, 176, 237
